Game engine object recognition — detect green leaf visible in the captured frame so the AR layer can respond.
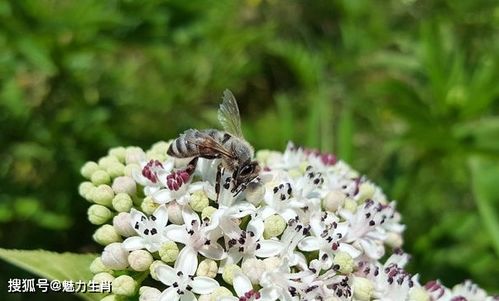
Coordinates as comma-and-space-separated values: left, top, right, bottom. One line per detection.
0, 249, 103, 301
468, 157, 499, 256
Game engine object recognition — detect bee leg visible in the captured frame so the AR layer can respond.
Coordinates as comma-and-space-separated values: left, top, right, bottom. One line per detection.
185, 157, 199, 175
215, 163, 223, 202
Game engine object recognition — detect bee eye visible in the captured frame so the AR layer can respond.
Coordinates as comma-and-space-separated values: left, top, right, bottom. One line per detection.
240, 165, 253, 176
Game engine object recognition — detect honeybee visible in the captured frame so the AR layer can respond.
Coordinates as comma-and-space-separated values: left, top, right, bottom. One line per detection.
167, 89, 261, 196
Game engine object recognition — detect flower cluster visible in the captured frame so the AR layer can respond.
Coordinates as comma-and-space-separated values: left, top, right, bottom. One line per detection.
79, 141, 498, 301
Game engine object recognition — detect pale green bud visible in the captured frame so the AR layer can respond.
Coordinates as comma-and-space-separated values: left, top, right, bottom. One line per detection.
88, 204, 113, 225
158, 241, 179, 263
209, 287, 233, 301
333, 251, 354, 274
113, 212, 136, 237
125, 147, 146, 165
101, 242, 129, 270
100, 295, 121, 301
196, 259, 218, 278
93, 184, 115, 206
94, 225, 122, 246
92, 170, 112, 186
150, 141, 170, 155
263, 214, 286, 239
112, 275, 136, 296
201, 206, 217, 221
198, 295, 211, 301
124, 163, 140, 177
141, 197, 159, 215
112, 176, 137, 195
352, 276, 374, 301
112, 193, 133, 213
81, 161, 100, 179
323, 190, 346, 212
149, 260, 167, 281
145, 150, 167, 162
93, 272, 115, 284
128, 250, 153, 272
386, 232, 403, 249
107, 162, 125, 178
90, 257, 112, 274
245, 182, 265, 206
222, 264, 242, 285
99, 156, 120, 170
356, 182, 375, 203
409, 286, 430, 301
263, 257, 281, 271
343, 198, 358, 212
139, 286, 161, 301
109, 147, 127, 163
190, 190, 209, 212
167, 201, 183, 224
79, 181, 95, 200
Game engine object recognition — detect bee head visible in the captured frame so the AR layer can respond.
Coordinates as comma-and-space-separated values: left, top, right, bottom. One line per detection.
233, 160, 261, 190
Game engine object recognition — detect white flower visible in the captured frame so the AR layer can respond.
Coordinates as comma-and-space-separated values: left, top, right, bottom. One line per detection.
164, 206, 225, 260
123, 205, 169, 252
219, 272, 277, 301
133, 159, 173, 196
156, 247, 219, 301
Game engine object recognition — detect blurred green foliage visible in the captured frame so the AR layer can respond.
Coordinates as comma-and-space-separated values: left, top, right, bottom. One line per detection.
1, 0, 498, 299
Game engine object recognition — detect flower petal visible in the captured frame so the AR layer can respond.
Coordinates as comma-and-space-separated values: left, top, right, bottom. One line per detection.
159, 288, 179, 301
130, 208, 146, 226
182, 206, 200, 226
255, 240, 283, 258
233, 272, 252, 297
191, 276, 220, 295
164, 225, 189, 244
152, 205, 169, 227
122, 236, 145, 251
156, 265, 177, 286
247, 218, 264, 239
175, 246, 198, 276
153, 189, 173, 204
338, 242, 362, 258
297, 237, 321, 252
180, 291, 197, 301
199, 243, 226, 260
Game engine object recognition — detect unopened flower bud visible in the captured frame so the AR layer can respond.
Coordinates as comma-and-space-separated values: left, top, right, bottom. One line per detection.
99, 156, 121, 170
139, 286, 161, 301
124, 163, 140, 177
386, 232, 404, 249
112, 176, 137, 195
109, 147, 127, 163
112, 193, 133, 213
90, 257, 112, 274
333, 251, 354, 274
201, 206, 217, 221
100, 294, 120, 301
167, 201, 183, 224
94, 225, 122, 246
125, 147, 146, 165
356, 182, 375, 203
343, 198, 358, 212
263, 257, 281, 271
113, 212, 136, 237
79, 181, 95, 200
151, 141, 170, 155
101, 243, 129, 270
107, 162, 125, 178
81, 161, 100, 179
190, 191, 209, 212
197, 259, 218, 278
92, 170, 111, 185
146, 150, 167, 162
158, 241, 179, 263
93, 185, 115, 206
263, 214, 286, 239
150, 260, 167, 281
128, 250, 153, 271
93, 272, 115, 284
88, 204, 113, 225
222, 264, 242, 285
241, 258, 265, 285
353, 276, 374, 301
141, 196, 159, 215
409, 286, 430, 301
112, 275, 136, 296
209, 287, 233, 301
323, 190, 346, 212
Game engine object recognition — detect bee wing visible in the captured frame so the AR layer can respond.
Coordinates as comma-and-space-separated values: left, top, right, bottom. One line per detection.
186, 132, 236, 160
218, 89, 244, 138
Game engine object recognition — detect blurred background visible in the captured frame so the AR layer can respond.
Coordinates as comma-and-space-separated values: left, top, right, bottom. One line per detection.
1, 0, 498, 300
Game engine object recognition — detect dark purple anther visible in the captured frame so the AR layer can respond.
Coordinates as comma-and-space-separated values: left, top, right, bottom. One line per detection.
166, 170, 191, 191
321, 153, 337, 166
142, 160, 164, 183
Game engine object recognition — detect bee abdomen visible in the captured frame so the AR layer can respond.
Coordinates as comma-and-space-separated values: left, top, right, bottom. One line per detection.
167, 129, 225, 158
